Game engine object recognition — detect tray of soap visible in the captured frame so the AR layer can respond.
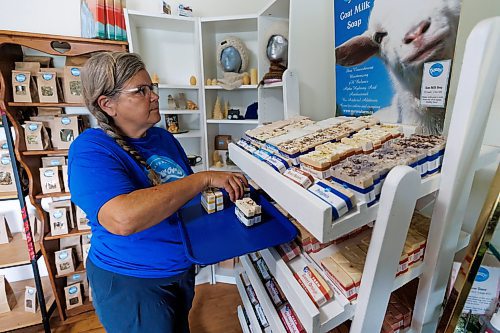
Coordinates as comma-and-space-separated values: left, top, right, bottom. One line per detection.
177, 190, 297, 265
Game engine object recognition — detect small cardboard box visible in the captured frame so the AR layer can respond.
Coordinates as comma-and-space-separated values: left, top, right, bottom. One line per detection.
0, 154, 16, 193
15, 61, 41, 75
0, 275, 17, 313
24, 286, 38, 313
24, 121, 51, 151
49, 207, 69, 236
81, 233, 92, 245
60, 236, 83, 262
50, 200, 75, 229
51, 115, 80, 149
39, 166, 62, 194
55, 248, 76, 276
37, 71, 59, 103
37, 107, 62, 116
62, 165, 69, 192
63, 66, 84, 104
215, 135, 232, 150
0, 215, 13, 244
41, 156, 66, 168
22, 56, 53, 68
76, 206, 90, 231
21, 214, 42, 242
12, 70, 37, 103
67, 272, 87, 286
64, 283, 83, 310
82, 243, 91, 268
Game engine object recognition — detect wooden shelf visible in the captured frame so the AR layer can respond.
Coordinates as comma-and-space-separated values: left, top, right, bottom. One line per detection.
35, 192, 70, 200
205, 85, 258, 90
44, 228, 91, 241
65, 297, 94, 318
55, 263, 86, 279
0, 191, 18, 201
157, 84, 199, 89
8, 102, 85, 107
160, 110, 200, 115
0, 276, 55, 332
22, 150, 68, 156
0, 233, 40, 269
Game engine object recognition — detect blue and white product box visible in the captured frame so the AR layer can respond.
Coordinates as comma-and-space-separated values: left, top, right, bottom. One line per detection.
265, 155, 290, 174
252, 149, 273, 162
331, 175, 376, 205
307, 180, 355, 220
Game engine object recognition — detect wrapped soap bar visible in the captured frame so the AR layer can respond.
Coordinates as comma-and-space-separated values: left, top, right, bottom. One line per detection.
249, 252, 261, 262
278, 303, 306, 333
235, 198, 262, 227
265, 278, 285, 307
240, 272, 251, 287
246, 285, 259, 305
294, 265, 333, 307
254, 303, 270, 328
265, 154, 290, 173
307, 180, 355, 220
299, 150, 332, 179
201, 188, 217, 214
237, 138, 258, 154
283, 167, 314, 189
321, 256, 358, 301
255, 258, 272, 281
276, 241, 301, 263
252, 149, 273, 162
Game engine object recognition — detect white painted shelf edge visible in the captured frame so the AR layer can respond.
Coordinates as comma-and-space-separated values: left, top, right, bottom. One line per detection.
205, 85, 258, 90
160, 110, 201, 115
240, 255, 287, 333
237, 305, 252, 333
126, 9, 198, 22
236, 274, 264, 333
158, 84, 199, 89
229, 143, 441, 243
172, 130, 202, 138
201, 14, 260, 22
206, 119, 259, 124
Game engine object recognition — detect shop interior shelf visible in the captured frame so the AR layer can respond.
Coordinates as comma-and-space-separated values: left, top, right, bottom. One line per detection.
159, 110, 201, 115
236, 272, 264, 333
8, 102, 85, 107
237, 305, 252, 333
0, 233, 40, 269
157, 84, 199, 89
259, 229, 471, 332
65, 297, 93, 317
55, 263, 86, 279
229, 143, 442, 243
172, 130, 202, 139
205, 85, 258, 90
240, 255, 288, 333
35, 192, 70, 200
22, 150, 69, 156
206, 119, 259, 125
0, 276, 54, 332
0, 191, 18, 201
44, 228, 91, 241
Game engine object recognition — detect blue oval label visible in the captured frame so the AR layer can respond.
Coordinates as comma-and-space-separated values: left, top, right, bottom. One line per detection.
44, 170, 55, 177
1, 157, 9, 165
53, 211, 63, 219
71, 68, 80, 76
42, 73, 53, 81
72, 274, 81, 280
61, 117, 71, 125
50, 160, 61, 166
27, 288, 35, 295
429, 63, 444, 77
28, 123, 38, 131
15, 74, 26, 82
1, 143, 7, 149
69, 286, 78, 294
58, 251, 68, 260
475, 267, 489, 282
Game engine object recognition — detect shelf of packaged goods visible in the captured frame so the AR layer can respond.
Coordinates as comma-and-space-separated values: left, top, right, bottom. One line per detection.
0, 191, 18, 201
240, 255, 289, 333
35, 192, 70, 200
229, 143, 442, 244
237, 305, 252, 333
65, 297, 94, 317
55, 263, 86, 279
0, 276, 55, 332
44, 228, 91, 241
160, 110, 201, 115
22, 149, 68, 156
172, 130, 202, 139
236, 272, 264, 333
0, 233, 41, 269
207, 119, 259, 125
205, 85, 258, 90
157, 84, 199, 89
8, 102, 85, 107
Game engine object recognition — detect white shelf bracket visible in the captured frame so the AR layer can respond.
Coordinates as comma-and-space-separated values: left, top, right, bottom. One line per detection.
350, 166, 421, 333
283, 69, 300, 119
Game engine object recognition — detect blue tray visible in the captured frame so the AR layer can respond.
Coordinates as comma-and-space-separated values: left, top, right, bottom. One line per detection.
177, 192, 298, 265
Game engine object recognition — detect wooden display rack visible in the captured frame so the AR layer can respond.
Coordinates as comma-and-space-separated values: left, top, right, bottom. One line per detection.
0, 30, 127, 323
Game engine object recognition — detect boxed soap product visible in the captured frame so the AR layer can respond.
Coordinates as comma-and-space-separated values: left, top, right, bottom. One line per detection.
294, 265, 333, 307
21, 214, 42, 242
24, 121, 51, 151
0, 275, 17, 313
60, 236, 83, 262
51, 115, 80, 149
24, 286, 38, 313
50, 200, 75, 229
0, 154, 16, 193
40, 166, 62, 194
235, 197, 262, 227
12, 70, 37, 103
64, 283, 83, 310
41, 156, 66, 168
63, 66, 84, 104
0, 216, 13, 244
67, 272, 87, 286
55, 248, 76, 275
76, 206, 91, 231
49, 207, 70, 236
278, 303, 306, 333
82, 243, 91, 268
37, 71, 59, 103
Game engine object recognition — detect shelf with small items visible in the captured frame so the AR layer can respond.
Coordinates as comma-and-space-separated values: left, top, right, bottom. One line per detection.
235, 271, 264, 333
240, 255, 287, 333
35, 192, 71, 200
160, 110, 201, 115
172, 130, 202, 139
157, 84, 199, 90
8, 102, 85, 108
0, 276, 55, 332
44, 228, 91, 241
206, 119, 258, 125
21, 150, 69, 156
237, 305, 252, 333
0, 233, 41, 269
0, 192, 18, 201
260, 82, 283, 89
229, 143, 442, 244
205, 85, 258, 90
55, 263, 86, 279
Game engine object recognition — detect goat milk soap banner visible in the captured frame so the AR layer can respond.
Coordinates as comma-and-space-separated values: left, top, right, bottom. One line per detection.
334, 0, 462, 133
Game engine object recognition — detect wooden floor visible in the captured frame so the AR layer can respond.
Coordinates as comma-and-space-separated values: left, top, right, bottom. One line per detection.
17, 283, 243, 333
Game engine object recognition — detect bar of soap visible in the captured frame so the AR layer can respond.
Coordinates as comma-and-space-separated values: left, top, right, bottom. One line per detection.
254, 303, 270, 328
235, 197, 262, 227
294, 265, 333, 307
307, 180, 355, 220
321, 256, 358, 301
278, 303, 306, 333
283, 167, 314, 189
265, 279, 285, 307
276, 241, 301, 263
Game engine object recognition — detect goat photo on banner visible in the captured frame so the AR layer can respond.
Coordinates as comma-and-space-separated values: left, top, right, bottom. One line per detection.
334, 0, 462, 134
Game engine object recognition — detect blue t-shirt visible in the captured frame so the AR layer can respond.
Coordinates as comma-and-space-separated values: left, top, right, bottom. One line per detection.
68, 127, 193, 278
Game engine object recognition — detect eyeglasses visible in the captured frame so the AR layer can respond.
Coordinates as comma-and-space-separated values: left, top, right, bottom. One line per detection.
121, 84, 159, 98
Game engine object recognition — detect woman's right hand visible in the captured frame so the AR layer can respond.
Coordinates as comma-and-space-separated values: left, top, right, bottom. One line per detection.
203, 171, 249, 202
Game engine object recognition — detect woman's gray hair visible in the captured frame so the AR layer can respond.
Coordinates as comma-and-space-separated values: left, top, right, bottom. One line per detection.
81, 52, 161, 185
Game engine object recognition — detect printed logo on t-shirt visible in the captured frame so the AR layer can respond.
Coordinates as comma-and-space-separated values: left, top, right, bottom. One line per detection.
146, 155, 186, 183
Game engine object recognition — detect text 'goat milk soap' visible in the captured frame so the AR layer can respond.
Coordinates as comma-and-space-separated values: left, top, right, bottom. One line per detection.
294, 265, 333, 307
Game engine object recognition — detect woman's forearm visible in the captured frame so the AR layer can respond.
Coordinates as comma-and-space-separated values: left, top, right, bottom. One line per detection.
99, 172, 208, 235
